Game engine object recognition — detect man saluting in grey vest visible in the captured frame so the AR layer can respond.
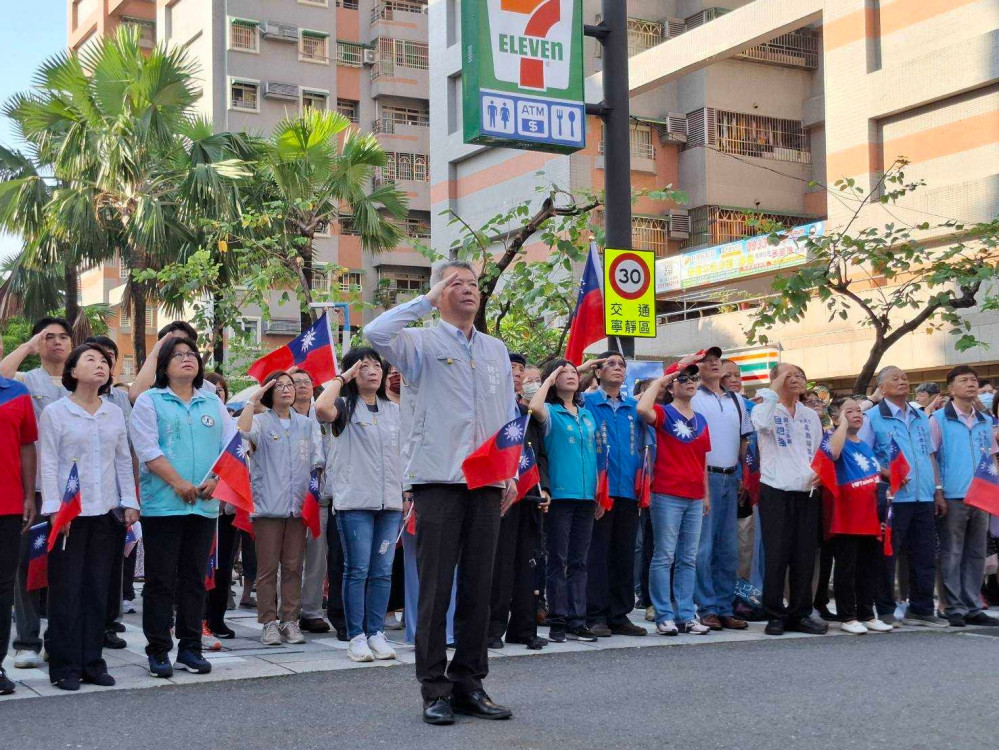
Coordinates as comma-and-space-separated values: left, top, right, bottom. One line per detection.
366, 260, 519, 726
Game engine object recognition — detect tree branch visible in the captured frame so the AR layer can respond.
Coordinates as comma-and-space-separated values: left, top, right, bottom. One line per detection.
882, 282, 981, 349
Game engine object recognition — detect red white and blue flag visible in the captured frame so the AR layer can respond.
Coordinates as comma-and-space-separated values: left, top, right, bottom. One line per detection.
634, 445, 652, 510
208, 433, 254, 514
964, 452, 999, 515
565, 242, 604, 366
596, 443, 613, 511
247, 312, 337, 385
887, 435, 910, 496
742, 438, 761, 506
26, 522, 48, 591
204, 532, 218, 591
301, 468, 322, 539
515, 442, 541, 502
462, 414, 530, 490
812, 436, 881, 537
233, 506, 255, 539
124, 521, 142, 557
48, 463, 82, 551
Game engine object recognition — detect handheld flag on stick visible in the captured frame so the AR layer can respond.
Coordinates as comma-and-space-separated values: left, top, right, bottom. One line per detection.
208, 433, 254, 515
301, 468, 322, 539
634, 446, 652, 510
204, 532, 218, 591
596, 443, 613, 512
883, 500, 894, 556
964, 452, 999, 516
565, 241, 604, 366
811, 434, 840, 499
742, 439, 761, 506
462, 414, 531, 490
233, 506, 255, 539
887, 436, 910, 497
247, 312, 338, 385
48, 463, 82, 551
515, 443, 541, 502
26, 522, 48, 591
124, 521, 142, 557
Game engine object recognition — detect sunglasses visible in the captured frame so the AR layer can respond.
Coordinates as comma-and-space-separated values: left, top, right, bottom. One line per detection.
676, 374, 700, 384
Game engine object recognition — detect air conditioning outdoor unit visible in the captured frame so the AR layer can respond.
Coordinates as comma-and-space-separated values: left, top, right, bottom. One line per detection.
665, 112, 688, 143
261, 21, 299, 42
362, 48, 376, 64
668, 210, 691, 239
664, 18, 685, 39
263, 81, 300, 101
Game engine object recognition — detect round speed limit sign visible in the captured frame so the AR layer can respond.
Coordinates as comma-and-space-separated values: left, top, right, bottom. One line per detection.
608, 252, 651, 300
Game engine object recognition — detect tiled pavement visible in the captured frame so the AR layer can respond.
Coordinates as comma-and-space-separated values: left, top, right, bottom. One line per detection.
3, 585, 992, 702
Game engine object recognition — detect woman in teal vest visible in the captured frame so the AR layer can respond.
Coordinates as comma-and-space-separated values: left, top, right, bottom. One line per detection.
129, 337, 233, 679
529, 359, 598, 644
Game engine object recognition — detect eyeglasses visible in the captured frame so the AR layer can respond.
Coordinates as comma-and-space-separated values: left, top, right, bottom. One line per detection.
676, 375, 700, 384
273, 383, 295, 391
170, 351, 199, 362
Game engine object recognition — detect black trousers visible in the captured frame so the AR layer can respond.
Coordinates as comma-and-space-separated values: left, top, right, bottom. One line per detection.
546, 502, 595, 630
122, 544, 137, 601
832, 534, 879, 622
413, 484, 502, 701
586, 497, 639, 626
46, 513, 115, 682
141, 514, 216, 657
813, 540, 834, 610
758, 485, 821, 622
879, 501, 937, 616
489, 498, 541, 642
0, 514, 21, 663
205, 512, 238, 628
105, 516, 127, 630
325, 506, 346, 633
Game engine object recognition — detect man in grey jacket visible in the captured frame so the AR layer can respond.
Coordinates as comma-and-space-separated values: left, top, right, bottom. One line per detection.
366, 260, 518, 726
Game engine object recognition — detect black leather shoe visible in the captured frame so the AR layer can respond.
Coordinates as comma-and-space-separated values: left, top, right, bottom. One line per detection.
0, 668, 15, 695
422, 697, 455, 725
946, 613, 966, 627
209, 622, 236, 639
82, 673, 116, 687
587, 622, 612, 637
609, 621, 648, 636
524, 636, 548, 650
53, 677, 80, 691
786, 617, 828, 635
764, 619, 785, 636
299, 617, 331, 634
103, 631, 127, 649
109, 621, 126, 633
453, 690, 513, 720
487, 637, 504, 649
965, 612, 999, 626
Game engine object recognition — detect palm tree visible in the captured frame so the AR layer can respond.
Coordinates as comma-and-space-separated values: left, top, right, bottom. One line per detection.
256, 109, 408, 332
0, 250, 64, 322
4, 26, 247, 365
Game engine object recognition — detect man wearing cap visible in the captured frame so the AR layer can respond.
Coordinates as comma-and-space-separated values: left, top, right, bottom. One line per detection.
583, 352, 648, 638
691, 346, 753, 630
488, 353, 549, 651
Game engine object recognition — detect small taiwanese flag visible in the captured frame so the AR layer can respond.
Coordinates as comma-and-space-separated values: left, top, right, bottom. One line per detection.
565, 241, 604, 366
515, 443, 541, 502
742, 438, 761, 506
48, 463, 83, 551
124, 521, 142, 557
204, 532, 218, 591
301, 468, 322, 539
232, 506, 255, 539
887, 435, 910, 496
811, 433, 840, 500
209, 433, 254, 515
634, 446, 652, 510
247, 313, 337, 385
405, 506, 416, 536
596, 443, 613, 512
26, 522, 48, 591
964, 452, 999, 515
462, 414, 530, 490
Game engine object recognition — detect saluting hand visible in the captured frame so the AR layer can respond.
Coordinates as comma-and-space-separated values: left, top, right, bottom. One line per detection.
545, 365, 565, 385
577, 358, 607, 374
249, 379, 277, 406
426, 271, 459, 309
339, 359, 364, 384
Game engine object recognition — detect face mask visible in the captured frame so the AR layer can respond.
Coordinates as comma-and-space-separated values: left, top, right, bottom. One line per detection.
980, 392, 994, 409
522, 381, 541, 398
387, 374, 401, 395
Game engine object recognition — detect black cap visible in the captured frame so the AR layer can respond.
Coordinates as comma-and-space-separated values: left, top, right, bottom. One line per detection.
509, 352, 527, 367
703, 346, 723, 359
679, 364, 700, 377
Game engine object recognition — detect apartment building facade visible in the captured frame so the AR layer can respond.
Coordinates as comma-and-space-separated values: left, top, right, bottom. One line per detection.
429, 0, 999, 389
73, 0, 433, 369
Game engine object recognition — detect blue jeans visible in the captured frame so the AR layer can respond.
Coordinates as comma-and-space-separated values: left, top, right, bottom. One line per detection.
695, 471, 740, 617
336, 509, 403, 639
650, 493, 703, 624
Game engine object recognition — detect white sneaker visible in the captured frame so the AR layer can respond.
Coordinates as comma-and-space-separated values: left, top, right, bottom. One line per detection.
840, 620, 868, 635
679, 620, 710, 635
862, 618, 893, 633
279, 621, 306, 644
13, 650, 40, 669
122, 600, 136, 614
261, 620, 283, 646
347, 634, 374, 662
367, 632, 397, 660
656, 620, 678, 636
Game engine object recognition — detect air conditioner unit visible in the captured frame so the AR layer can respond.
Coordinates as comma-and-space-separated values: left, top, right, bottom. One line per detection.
362, 48, 376, 65
665, 112, 688, 143
664, 18, 685, 39
667, 210, 691, 239
261, 21, 299, 42
263, 81, 300, 101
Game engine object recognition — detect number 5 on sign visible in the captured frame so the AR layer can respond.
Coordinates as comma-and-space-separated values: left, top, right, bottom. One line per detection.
603, 248, 657, 339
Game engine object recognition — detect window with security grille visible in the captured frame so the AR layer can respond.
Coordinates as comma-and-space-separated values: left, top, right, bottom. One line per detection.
631, 216, 669, 257
337, 42, 363, 66
300, 31, 329, 62
403, 215, 431, 238
302, 91, 328, 111
231, 81, 258, 111
684, 205, 808, 249
380, 152, 429, 182
339, 271, 363, 293
336, 98, 359, 123
379, 38, 428, 69
337, 215, 362, 236
600, 124, 655, 160
716, 110, 810, 163
377, 105, 429, 132
230, 20, 258, 51
121, 356, 135, 379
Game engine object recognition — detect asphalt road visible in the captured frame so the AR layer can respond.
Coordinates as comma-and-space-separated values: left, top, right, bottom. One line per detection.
5, 629, 996, 750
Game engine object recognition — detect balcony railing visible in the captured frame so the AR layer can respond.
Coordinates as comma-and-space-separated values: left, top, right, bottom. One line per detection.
598, 138, 655, 161
371, 0, 427, 22
373, 114, 430, 133
736, 29, 818, 70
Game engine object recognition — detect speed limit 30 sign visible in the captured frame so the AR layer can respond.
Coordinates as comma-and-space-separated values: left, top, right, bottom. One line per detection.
604, 248, 657, 338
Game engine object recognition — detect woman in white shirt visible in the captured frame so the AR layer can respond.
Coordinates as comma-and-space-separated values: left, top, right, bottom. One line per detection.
40, 343, 138, 691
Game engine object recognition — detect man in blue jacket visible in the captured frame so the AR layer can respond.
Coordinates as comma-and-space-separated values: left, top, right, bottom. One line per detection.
583, 352, 648, 637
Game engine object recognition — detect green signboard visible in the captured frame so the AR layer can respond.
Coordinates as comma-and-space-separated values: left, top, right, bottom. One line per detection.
462, 0, 586, 154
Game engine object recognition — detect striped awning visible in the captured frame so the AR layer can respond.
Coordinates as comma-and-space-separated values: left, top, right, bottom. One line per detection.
729, 347, 781, 385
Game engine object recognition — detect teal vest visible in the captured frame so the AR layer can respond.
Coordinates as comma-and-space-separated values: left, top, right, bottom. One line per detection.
139, 388, 225, 518
865, 401, 935, 503
933, 403, 994, 499
543, 404, 598, 501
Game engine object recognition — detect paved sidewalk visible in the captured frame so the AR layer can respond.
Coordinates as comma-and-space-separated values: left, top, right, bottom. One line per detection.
4, 584, 993, 701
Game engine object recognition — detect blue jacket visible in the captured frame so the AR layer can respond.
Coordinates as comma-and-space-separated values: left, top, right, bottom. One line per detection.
584, 389, 643, 501
864, 401, 935, 503
542, 403, 598, 501
933, 403, 994, 499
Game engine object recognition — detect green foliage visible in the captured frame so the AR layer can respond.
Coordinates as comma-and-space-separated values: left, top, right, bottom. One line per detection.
746, 159, 999, 392
0, 317, 36, 372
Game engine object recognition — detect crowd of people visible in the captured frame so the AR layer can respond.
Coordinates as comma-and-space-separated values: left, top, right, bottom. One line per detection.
1, 260, 998, 727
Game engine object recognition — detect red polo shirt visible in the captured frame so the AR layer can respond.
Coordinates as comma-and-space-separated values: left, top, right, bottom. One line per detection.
0, 377, 38, 515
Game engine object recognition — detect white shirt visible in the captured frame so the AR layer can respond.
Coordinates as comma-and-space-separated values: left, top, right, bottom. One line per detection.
750, 389, 823, 493
691, 386, 753, 469
39, 397, 138, 516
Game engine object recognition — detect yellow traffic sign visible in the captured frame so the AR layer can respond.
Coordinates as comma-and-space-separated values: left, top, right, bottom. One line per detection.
604, 248, 656, 338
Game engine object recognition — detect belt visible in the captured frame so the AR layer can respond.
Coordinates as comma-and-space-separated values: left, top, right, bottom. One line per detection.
707, 466, 738, 475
